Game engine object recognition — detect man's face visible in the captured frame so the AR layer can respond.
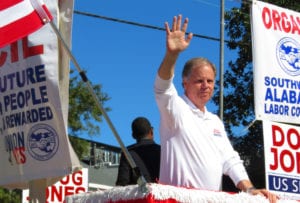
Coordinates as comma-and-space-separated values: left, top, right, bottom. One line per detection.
183, 65, 215, 110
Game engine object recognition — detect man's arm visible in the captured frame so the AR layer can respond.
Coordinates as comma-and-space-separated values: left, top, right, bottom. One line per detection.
237, 179, 278, 203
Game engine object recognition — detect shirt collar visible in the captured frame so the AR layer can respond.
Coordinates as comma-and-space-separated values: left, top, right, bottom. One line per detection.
182, 94, 208, 118
136, 138, 155, 144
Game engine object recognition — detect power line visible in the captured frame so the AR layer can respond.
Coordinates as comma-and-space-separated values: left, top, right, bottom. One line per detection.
74, 10, 227, 43
192, 0, 241, 10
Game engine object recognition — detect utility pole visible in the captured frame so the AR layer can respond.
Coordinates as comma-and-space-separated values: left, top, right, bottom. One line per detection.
219, 0, 225, 121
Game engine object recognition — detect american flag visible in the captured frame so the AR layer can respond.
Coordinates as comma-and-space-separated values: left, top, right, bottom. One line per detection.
0, 0, 53, 48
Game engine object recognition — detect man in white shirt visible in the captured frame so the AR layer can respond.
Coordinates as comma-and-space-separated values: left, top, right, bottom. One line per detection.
154, 14, 277, 203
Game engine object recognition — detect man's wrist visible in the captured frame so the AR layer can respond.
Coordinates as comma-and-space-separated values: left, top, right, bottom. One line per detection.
245, 186, 256, 194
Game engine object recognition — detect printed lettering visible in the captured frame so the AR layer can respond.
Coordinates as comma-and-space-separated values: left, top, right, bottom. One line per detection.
0, 37, 43, 67
44, 170, 87, 203
270, 125, 300, 173
13, 147, 26, 164
264, 103, 289, 116
291, 106, 300, 117
4, 131, 26, 165
271, 176, 289, 191
0, 65, 46, 93
270, 147, 300, 173
265, 88, 300, 104
264, 76, 300, 90
262, 6, 300, 35
3, 106, 53, 129
3, 86, 48, 112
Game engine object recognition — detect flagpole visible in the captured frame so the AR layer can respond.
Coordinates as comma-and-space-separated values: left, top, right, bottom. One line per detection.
29, 179, 47, 203
31, 0, 147, 194
48, 21, 148, 192
219, 0, 224, 121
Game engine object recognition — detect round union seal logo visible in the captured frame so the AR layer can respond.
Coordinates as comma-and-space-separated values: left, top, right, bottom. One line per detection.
27, 124, 59, 161
276, 37, 300, 76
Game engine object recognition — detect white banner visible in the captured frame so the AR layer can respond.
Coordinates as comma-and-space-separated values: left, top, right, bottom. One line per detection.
0, 0, 80, 189
22, 168, 88, 203
251, 0, 300, 124
263, 120, 300, 200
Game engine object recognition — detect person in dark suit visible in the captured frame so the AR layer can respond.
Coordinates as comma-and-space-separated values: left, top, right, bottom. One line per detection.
115, 117, 161, 186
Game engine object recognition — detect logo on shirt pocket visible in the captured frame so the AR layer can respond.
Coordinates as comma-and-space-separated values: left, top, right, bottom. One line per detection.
213, 129, 222, 137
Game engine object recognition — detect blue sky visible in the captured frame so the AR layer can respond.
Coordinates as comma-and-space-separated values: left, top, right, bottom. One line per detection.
71, 0, 241, 147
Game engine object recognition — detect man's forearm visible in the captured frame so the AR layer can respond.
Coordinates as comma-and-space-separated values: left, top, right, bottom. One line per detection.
158, 52, 179, 80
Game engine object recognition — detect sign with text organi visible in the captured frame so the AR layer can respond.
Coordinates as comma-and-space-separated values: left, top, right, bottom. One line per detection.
251, 0, 300, 124
0, 0, 80, 189
263, 120, 300, 200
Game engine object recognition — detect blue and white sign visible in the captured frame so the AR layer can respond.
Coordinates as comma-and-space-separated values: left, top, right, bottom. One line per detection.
0, 0, 80, 189
251, 0, 300, 124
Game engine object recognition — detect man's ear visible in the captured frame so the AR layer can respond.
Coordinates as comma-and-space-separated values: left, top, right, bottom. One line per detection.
150, 128, 154, 138
182, 79, 187, 89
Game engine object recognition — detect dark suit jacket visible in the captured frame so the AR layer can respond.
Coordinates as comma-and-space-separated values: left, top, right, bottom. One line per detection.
115, 139, 161, 186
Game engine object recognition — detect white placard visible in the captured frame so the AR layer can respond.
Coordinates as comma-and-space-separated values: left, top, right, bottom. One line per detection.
251, 0, 300, 124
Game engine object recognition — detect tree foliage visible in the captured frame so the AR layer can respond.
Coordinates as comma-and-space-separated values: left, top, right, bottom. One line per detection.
0, 189, 21, 203
68, 69, 111, 137
215, 0, 300, 191
68, 69, 111, 158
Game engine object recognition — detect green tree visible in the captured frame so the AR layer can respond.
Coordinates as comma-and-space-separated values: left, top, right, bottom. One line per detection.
215, 0, 300, 191
68, 69, 111, 159
0, 189, 21, 203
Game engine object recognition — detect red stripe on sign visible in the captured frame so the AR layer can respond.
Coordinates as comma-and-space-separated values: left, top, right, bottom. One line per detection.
0, 11, 43, 48
0, 0, 23, 11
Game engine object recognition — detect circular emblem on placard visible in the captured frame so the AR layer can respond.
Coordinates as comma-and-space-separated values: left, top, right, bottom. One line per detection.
276, 37, 300, 76
27, 124, 59, 161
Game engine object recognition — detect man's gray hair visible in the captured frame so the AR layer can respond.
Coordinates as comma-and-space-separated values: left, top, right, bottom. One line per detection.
182, 57, 217, 80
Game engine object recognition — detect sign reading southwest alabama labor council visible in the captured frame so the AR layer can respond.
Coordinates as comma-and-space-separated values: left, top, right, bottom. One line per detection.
263, 121, 300, 200
0, 0, 80, 189
251, 0, 300, 124
252, 1, 300, 199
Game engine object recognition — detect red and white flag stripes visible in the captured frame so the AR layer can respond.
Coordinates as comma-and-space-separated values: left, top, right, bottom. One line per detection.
0, 0, 53, 48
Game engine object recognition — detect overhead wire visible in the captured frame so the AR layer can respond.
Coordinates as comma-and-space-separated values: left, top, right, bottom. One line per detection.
73, 0, 257, 44
73, 10, 227, 43
192, 0, 242, 9
74, 1, 300, 44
